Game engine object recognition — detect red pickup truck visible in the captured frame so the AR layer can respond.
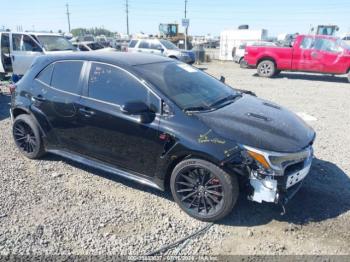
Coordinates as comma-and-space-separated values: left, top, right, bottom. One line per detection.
245, 35, 350, 82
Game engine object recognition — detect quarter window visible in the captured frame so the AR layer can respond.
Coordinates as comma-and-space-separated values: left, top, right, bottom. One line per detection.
51, 61, 83, 94
88, 63, 159, 112
36, 64, 54, 85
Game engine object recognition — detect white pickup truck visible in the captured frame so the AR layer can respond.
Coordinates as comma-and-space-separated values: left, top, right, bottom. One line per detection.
0, 32, 75, 79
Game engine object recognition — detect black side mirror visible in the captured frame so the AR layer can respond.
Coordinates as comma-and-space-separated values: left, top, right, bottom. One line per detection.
220, 76, 225, 83
121, 101, 155, 124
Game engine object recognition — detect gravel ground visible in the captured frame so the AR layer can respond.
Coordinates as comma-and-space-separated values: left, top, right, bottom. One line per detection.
0, 62, 349, 256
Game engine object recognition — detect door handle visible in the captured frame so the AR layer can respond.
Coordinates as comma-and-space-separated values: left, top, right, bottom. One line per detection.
79, 108, 95, 117
32, 95, 46, 102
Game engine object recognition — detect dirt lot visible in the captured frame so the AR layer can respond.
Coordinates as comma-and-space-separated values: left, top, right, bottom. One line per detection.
0, 61, 349, 256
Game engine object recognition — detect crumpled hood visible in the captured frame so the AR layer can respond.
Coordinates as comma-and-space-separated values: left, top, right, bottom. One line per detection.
196, 95, 315, 153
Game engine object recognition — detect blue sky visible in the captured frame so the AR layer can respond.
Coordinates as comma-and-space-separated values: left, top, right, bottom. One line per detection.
1, 0, 350, 36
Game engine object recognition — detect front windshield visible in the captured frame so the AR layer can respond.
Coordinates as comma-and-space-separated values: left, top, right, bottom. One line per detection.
36, 35, 74, 51
87, 42, 104, 50
134, 62, 238, 110
159, 39, 178, 50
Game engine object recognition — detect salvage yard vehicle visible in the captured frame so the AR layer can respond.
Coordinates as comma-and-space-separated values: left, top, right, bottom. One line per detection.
245, 34, 350, 82
10, 53, 315, 221
0, 32, 75, 78
233, 41, 276, 68
72, 41, 117, 52
128, 38, 195, 64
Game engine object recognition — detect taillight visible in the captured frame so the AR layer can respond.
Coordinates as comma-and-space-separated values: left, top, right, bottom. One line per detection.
9, 84, 16, 94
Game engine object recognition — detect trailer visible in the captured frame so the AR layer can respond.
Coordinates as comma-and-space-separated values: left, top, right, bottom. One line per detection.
219, 27, 268, 61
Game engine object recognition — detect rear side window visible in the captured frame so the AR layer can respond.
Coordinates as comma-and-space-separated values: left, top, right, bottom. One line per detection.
36, 64, 54, 85
12, 34, 22, 51
51, 61, 83, 94
300, 37, 314, 49
139, 41, 150, 49
128, 40, 138, 48
88, 63, 159, 112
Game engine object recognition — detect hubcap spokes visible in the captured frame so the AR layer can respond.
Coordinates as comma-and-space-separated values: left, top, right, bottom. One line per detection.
260, 63, 271, 75
176, 167, 223, 215
14, 122, 36, 153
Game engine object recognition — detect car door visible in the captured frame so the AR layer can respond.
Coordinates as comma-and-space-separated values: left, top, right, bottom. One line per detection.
76, 62, 164, 177
149, 41, 164, 56
10, 33, 43, 75
292, 36, 322, 72
313, 38, 345, 74
31, 60, 86, 152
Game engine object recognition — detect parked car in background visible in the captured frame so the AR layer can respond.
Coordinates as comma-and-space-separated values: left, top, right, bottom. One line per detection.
245, 34, 350, 82
128, 38, 195, 64
233, 41, 276, 68
111, 39, 129, 51
0, 32, 75, 78
72, 41, 116, 52
342, 35, 350, 45
10, 52, 315, 221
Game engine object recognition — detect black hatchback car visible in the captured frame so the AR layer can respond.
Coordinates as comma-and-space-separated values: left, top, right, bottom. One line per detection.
11, 53, 315, 221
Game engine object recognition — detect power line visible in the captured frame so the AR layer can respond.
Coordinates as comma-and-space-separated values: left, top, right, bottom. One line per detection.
66, 3, 71, 33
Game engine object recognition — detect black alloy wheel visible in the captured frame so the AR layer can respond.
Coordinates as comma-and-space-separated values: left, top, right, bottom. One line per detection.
12, 114, 45, 159
170, 159, 239, 222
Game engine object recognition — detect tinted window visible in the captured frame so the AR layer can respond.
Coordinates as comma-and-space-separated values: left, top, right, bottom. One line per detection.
36, 64, 54, 85
128, 40, 138, 48
88, 63, 159, 112
134, 62, 238, 110
79, 44, 89, 51
139, 41, 150, 49
51, 61, 83, 94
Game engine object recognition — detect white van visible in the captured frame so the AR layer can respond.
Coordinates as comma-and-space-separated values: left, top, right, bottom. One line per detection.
0, 32, 75, 79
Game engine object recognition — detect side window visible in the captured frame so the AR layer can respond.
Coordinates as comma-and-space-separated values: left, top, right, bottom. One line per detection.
129, 40, 138, 48
88, 63, 159, 112
79, 44, 89, 51
300, 37, 314, 49
150, 42, 162, 50
12, 34, 22, 51
22, 35, 42, 52
36, 64, 54, 85
314, 39, 341, 53
139, 41, 150, 49
51, 61, 83, 94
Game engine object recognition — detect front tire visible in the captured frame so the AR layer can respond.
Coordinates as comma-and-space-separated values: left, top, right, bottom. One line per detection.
12, 114, 45, 159
257, 60, 276, 77
239, 58, 248, 68
170, 158, 239, 222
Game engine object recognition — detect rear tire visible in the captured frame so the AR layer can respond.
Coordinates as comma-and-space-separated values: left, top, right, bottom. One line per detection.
12, 114, 46, 159
257, 60, 276, 78
170, 158, 239, 222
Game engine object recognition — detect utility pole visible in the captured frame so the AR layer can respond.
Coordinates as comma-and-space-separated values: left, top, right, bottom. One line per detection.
184, 0, 188, 50
66, 3, 71, 33
126, 0, 129, 36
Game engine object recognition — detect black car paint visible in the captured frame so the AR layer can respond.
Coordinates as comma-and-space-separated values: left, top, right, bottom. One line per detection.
11, 53, 315, 191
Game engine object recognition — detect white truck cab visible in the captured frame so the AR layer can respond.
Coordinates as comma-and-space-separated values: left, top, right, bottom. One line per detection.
0, 32, 75, 78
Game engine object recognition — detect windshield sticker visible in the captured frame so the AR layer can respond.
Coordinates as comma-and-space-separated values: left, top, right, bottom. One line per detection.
177, 63, 198, 73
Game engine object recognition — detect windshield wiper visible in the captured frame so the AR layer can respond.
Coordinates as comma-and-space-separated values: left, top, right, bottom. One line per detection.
183, 106, 212, 112
209, 94, 241, 108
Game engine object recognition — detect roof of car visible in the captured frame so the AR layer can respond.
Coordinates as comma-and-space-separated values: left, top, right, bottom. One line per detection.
36, 52, 173, 67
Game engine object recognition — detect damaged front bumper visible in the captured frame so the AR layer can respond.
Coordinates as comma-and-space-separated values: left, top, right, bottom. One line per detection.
246, 146, 313, 207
